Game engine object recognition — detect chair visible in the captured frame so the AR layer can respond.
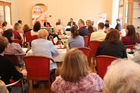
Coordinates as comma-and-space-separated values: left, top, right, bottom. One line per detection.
77, 47, 91, 66
84, 36, 89, 47
25, 32, 32, 42
96, 55, 117, 78
89, 41, 100, 57
4, 54, 21, 67
125, 45, 135, 51
24, 55, 54, 93
31, 35, 38, 41
6, 79, 24, 93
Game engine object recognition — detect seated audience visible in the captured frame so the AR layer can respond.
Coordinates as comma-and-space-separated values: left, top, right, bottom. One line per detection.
3, 29, 25, 55
104, 59, 140, 93
31, 29, 58, 70
56, 19, 62, 25
17, 20, 23, 31
31, 21, 41, 36
44, 20, 51, 27
67, 18, 76, 27
68, 26, 84, 48
52, 48, 103, 93
96, 29, 127, 58
115, 19, 122, 30
86, 20, 92, 27
23, 24, 31, 34
90, 22, 106, 41
78, 19, 88, 36
0, 36, 23, 85
13, 23, 22, 40
88, 25, 94, 34
2, 21, 8, 31
104, 20, 110, 33
0, 80, 9, 93
122, 25, 140, 45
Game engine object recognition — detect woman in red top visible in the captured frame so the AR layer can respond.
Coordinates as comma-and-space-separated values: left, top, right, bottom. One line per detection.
121, 25, 140, 45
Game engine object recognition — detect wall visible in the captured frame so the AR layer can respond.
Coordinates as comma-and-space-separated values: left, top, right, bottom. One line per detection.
11, 0, 113, 27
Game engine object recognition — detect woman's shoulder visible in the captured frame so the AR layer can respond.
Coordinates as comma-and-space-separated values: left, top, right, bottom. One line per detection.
10, 43, 21, 47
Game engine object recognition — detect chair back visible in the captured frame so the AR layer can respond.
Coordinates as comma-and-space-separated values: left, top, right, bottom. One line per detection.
24, 55, 53, 81
84, 36, 89, 47
96, 55, 117, 78
4, 54, 20, 67
31, 35, 38, 41
25, 32, 32, 42
125, 45, 135, 51
77, 47, 91, 65
89, 41, 100, 57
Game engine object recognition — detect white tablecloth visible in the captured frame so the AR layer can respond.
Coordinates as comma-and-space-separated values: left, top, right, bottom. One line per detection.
25, 48, 67, 62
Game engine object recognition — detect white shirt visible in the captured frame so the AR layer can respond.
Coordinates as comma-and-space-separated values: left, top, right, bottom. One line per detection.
90, 30, 106, 41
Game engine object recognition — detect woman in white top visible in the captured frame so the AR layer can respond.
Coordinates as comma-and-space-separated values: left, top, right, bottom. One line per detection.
31, 21, 41, 36
31, 29, 58, 70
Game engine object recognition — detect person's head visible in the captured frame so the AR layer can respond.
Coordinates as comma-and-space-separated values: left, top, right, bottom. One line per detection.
61, 48, 90, 82
58, 19, 61, 22
105, 20, 109, 24
23, 24, 30, 31
78, 19, 85, 28
116, 19, 120, 24
70, 18, 73, 22
18, 20, 22, 24
38, 29, 49, 39
88, 25, 94, 33
86, 20, 92, 27
105, 29, 120, 44
98, 22, 104, 30
104, 59, 140, 93
14, 23, 20, 31
33, 21, 41, 32
3, 29, 14, 43
0, 36, 9, 55
70, 25, 79, 38
2, 21, 7, 27
105, 24, 109, 29
126, 25, 137, 44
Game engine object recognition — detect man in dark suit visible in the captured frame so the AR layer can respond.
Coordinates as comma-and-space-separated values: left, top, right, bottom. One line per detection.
78, 19, 88, 36
44, 20, 51, 27
115, 19, 122, 30
67, 18, 76, 26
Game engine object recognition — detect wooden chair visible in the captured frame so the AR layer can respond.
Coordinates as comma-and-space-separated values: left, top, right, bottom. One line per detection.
89, 41, 100, 57
84, 36, 89, 47
125, 45, 135, 51
6, 79, 24, 93
96, 55, 117, 78
31, 35, 38, 41
77, 47, 91, 66
24, 55, 54, 93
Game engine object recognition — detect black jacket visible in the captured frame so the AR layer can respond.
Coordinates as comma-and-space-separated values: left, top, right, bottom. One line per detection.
96, 41, 127, 58
0, 56, 23, 84
67, 22, 76, 26
78, 26, 88, 36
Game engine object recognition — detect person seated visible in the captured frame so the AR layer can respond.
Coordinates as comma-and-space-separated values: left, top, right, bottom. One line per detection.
31, 21, 41, 36
44, 20, 52, 27
68, 26, 84, 48
31, 29, 58, 70
122, 25, 140, 45
86, 20, 92, 27
90, 22, 106, 41
3, 29, 25, 66
13, 23, 22, 41
0, 36, 23, 85
96, 29, 127, 58
78, 19, 88, 36
67, 18, 76, 27
104, 20, 110, 33
104, 59, 140, 93
115, 19, 122, 30
23, 24, 32, 34
52, 48, 103, 93
56, 19, 62, 26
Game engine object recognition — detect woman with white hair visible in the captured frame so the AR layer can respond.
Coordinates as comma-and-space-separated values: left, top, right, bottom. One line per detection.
31, 29, 58, 70
104, 59, 140, 93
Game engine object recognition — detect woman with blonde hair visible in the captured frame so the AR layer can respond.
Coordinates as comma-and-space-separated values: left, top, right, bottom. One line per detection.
52, 48, 103, 93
